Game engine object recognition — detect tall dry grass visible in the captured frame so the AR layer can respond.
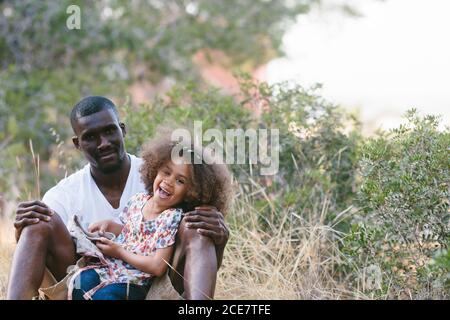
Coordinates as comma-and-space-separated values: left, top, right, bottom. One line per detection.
0, 218, 15, 300
215, 184, 360, 299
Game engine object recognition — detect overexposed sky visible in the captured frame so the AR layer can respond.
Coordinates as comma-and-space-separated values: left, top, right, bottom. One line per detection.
267, 0, 450, 132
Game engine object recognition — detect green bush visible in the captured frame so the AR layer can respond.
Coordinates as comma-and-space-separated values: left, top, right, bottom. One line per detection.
359, 110, 449, 245
340, 109, 450, 298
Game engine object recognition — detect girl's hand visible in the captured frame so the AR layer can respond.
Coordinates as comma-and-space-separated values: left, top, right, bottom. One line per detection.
96, 237, 123, 259
88, 220, 111, 235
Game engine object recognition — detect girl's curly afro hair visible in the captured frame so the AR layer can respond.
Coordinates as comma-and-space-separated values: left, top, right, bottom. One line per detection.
139, 133, 233, 215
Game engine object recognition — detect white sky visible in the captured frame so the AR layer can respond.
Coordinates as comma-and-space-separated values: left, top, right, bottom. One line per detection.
267, 0, 450, 132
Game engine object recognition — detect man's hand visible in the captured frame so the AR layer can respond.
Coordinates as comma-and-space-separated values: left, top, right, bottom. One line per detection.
96, 237, 123, 259
183, 206, 229, 248
14, 200, 54, 242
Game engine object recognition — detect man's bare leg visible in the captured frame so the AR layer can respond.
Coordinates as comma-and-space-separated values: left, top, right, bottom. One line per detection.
7, 213, 77, 300
169, 219, 218, 300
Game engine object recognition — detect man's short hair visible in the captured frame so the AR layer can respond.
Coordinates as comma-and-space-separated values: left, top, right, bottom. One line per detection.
70, 96, 119, 129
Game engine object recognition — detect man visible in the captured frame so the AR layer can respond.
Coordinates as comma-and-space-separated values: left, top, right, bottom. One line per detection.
7, 96, 229, 300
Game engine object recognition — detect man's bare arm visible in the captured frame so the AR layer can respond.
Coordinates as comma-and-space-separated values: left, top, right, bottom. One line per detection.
182, 206, 229, 268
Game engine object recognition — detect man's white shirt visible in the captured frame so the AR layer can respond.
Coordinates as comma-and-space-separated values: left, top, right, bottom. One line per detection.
42, 154, 145, 229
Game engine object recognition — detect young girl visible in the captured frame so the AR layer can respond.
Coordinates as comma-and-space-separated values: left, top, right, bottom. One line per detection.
69, 135, 232, 300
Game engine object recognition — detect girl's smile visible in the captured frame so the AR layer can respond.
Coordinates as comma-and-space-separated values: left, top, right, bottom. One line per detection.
157, 185, 172, 199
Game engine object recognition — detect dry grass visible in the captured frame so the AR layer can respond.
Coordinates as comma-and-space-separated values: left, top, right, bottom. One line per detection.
215, 190, 356, 299
0, 218, 15, 300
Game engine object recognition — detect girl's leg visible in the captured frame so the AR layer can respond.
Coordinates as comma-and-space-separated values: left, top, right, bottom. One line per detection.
71, 269, 101, 300
92, 283, 148, 300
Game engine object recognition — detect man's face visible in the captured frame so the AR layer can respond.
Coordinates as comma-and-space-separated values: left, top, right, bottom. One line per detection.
72, 109, 127, 174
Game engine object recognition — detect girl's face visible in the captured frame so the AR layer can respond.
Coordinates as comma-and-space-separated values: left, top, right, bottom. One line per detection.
153, 161, 191, 209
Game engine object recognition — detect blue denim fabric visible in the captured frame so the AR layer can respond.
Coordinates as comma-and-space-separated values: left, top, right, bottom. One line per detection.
72, 269, 149, 300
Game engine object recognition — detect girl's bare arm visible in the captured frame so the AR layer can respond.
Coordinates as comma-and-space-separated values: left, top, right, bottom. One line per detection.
118, 246, 174, 277
96, 238, 174, 276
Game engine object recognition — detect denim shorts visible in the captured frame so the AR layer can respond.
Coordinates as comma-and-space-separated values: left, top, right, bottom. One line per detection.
72, 269, 150, 300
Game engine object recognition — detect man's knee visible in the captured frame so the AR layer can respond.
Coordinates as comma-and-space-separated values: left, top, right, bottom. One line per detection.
20, 213, 63, 242
179, 221, 215, 253
21, 220, 53, 241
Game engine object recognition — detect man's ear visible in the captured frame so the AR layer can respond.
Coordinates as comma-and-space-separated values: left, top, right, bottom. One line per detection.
120, 122, 126, 137
72, 136, 80, 150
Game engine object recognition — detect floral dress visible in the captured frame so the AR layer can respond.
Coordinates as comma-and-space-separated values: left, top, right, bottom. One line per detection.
69, 192, 182, 300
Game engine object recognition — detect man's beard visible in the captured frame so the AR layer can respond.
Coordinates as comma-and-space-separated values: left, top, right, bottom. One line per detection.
97, 154, 125, 174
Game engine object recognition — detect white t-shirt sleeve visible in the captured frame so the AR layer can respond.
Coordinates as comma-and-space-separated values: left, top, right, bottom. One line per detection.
42, 186, 70, 225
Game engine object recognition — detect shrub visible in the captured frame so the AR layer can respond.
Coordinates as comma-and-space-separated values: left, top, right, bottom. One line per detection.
341, 109, 450, 298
